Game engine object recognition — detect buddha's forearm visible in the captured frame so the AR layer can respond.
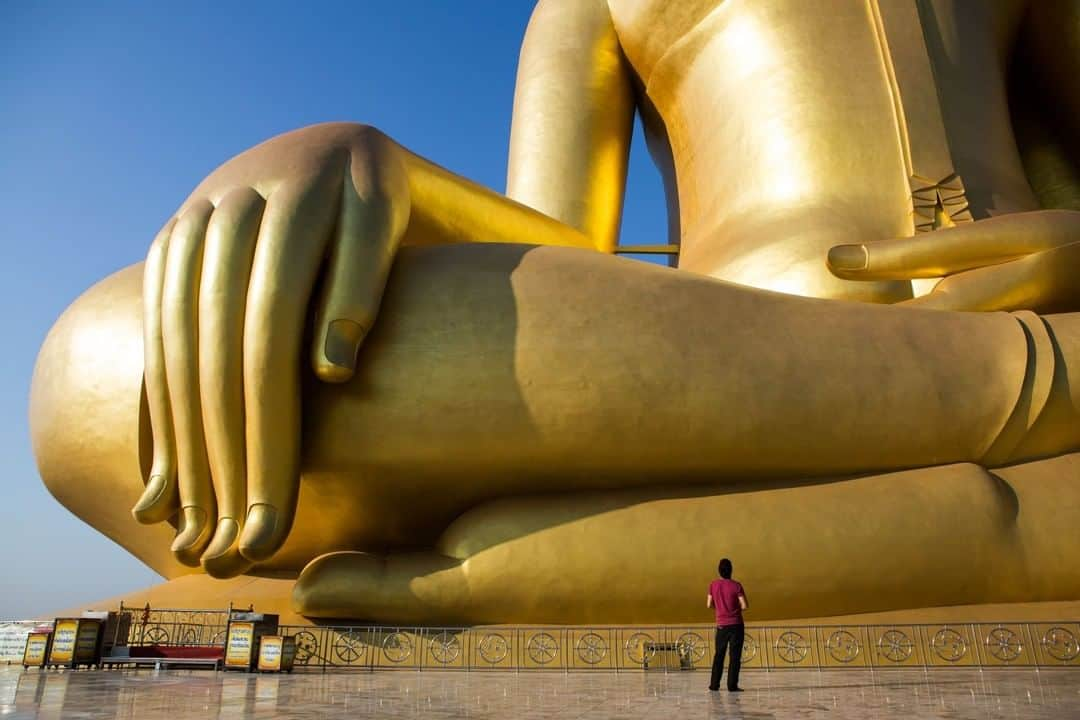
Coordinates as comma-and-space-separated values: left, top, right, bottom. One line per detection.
399, 148, 597, 251
303, 243, 1056, 482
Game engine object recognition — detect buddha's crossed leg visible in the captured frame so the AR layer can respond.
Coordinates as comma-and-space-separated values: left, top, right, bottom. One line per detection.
294, 456, 1080, 623
31, 242, 1080, 621
291, 244, 1080, 621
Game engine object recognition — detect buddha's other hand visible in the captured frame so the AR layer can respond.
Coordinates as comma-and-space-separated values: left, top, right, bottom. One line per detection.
131, 122, 409, 577
828, 210, 1080, 312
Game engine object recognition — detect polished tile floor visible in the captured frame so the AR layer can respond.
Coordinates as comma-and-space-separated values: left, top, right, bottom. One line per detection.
2, 664, 1078, 719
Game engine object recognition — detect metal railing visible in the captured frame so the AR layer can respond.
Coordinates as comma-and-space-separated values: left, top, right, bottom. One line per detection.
274, 621, 1080, 672
12, 609, 1077, 672
114, 603, 235, 649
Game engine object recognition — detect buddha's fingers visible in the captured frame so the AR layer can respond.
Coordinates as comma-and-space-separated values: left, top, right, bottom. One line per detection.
900, 241, 1080, 313
132, 218, 179, 524
197, 187, 264, 577
238, 172, 340, 562
161, 200, 217, 565
828, 210, 1080, 280
312, 136, 410, 383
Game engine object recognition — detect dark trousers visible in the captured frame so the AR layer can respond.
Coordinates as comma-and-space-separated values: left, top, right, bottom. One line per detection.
709, 623, 744, 690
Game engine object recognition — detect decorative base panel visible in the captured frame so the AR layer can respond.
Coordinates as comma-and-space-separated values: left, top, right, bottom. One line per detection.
274, 622, 1080, 672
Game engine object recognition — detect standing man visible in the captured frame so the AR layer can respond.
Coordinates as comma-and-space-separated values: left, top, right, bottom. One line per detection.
707, 558, 747, 692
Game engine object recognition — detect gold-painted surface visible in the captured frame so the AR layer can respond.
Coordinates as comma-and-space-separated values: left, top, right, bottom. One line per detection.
27, 0, 1080, 624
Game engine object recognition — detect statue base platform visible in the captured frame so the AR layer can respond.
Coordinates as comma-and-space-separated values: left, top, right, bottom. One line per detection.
46, 575, 1080, 670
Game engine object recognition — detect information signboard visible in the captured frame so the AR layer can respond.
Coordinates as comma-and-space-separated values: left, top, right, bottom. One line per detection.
280, 636, 296, 671
225, 621, 255, 670
1, 622, 42, 663
74, 621, 101, 665
47, 618, 104, 668
256, 635, 297, 672
224, 613, 280, 671
257, 635, 283, 671
22, 633, 51, 668
49, 620, 78, 665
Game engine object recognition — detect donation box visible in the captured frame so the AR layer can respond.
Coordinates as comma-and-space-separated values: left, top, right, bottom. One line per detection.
257, 635, 297, 672
224, 612, 279, 671
48, 617, 104, 669
22, 632, 51, 669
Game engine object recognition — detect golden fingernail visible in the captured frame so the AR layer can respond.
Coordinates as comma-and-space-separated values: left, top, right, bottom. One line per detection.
239, 504, 278, 561
828, 244, 869, 271
132, 474, 167, 520
202, 518, 239, 561
171, 506, 208, 553
324, 319, 365, 368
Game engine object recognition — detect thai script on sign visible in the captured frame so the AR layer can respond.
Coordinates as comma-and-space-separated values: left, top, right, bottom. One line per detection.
0, 622, 43, 662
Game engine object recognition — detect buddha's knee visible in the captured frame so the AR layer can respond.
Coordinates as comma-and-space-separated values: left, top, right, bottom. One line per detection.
30, 263, 188, 578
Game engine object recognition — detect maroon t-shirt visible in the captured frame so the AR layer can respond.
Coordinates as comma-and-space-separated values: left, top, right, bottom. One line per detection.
709, 578, 746, 626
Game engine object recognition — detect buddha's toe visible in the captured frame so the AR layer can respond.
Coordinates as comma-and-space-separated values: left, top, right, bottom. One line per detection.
293, 550, 466, 623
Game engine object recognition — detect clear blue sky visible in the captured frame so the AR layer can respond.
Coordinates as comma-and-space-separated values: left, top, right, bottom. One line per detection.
0, 1, 666, 618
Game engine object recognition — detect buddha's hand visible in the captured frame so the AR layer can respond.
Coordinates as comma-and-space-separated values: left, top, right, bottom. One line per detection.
132, 122, 410, 577
827, 210, 1080, 312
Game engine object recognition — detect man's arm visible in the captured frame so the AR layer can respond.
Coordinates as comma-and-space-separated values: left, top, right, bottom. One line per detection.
739, 594, 748, 611
706, 594, 714, 609
506, 0, 635, 252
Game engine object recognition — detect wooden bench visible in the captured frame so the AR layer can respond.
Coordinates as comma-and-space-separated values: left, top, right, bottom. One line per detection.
102, 645, 224, 670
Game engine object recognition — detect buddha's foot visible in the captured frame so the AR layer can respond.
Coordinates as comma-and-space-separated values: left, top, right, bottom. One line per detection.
293, 551, 466, 624
292, 455, 1080, 625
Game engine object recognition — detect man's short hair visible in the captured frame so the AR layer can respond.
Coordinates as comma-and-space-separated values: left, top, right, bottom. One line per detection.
718, 558, 733, 578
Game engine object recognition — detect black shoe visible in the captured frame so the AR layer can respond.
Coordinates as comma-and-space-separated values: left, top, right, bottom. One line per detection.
728, 687, 744, 692
708, 686, 719, 692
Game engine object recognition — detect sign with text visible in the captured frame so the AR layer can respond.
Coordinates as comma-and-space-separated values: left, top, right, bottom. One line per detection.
225, 621, 255, 670
280, 636, 296, 671
74, 621, 100, 664
46, 619, 103, 668
48, 620, 78, 665
257, 635, 283, 671
1, 622, 41, 663
22, 633, 51, 668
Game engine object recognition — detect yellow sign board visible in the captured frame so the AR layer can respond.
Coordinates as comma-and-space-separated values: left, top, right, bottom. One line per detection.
257, 635, 283, 671
225, 621, 255, 669
257, 635, 297, 672
49, 620, 78, 664
22, 633, 50, 667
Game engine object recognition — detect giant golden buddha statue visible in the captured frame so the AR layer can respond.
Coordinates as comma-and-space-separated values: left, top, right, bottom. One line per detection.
30, 0, 1080, 625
